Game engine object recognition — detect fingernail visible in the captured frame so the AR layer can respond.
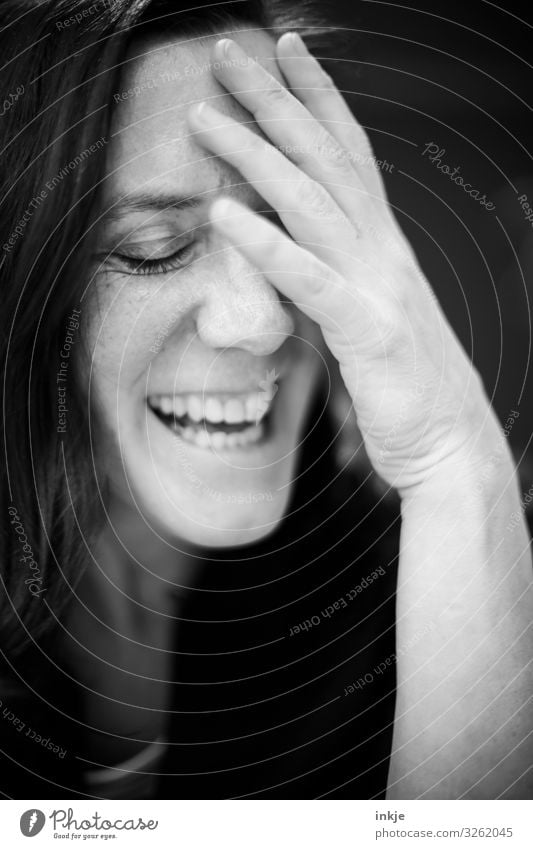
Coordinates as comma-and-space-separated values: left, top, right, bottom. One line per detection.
191, 101, 218, 124
287, 32, 308, 56
210, 197, 237, 222
216, 38, 245, 63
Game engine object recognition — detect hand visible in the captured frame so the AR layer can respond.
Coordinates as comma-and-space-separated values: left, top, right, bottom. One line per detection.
187, 33, 499, 494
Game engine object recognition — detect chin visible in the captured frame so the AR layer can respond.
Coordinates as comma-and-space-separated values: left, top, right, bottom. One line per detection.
104, 368, 311, 548
94, 349, 322, 551
164, 491, 291, 550
122, 454, 297, 550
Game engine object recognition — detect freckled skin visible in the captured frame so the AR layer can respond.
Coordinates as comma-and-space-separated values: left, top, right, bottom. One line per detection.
81, 29, 325, 550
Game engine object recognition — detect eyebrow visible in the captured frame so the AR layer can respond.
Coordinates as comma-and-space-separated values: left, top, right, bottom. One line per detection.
103, 193, 204, 221
104, 177, 234, 221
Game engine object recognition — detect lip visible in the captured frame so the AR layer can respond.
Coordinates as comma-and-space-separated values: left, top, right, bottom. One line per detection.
145, 363, 288, 399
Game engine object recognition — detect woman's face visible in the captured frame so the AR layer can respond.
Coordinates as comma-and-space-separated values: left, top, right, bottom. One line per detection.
83, 28, 325, 549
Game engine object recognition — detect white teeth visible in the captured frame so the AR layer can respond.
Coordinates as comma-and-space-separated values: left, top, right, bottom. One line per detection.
149, 389, 277, 425
225, 432, 240, 448
193, 429, 211, 448
255, 401, 269, 423
176, 421, 265, 450
234, 424, 262, 446
223, 398, 246, 424
173, 396, 186, 417
245, 395, 259, 422
204, 397, 224, 423
159, 396, 173, 415
209, 431, 227, 450
182, 426, 195, 442
187, 395, 203, 422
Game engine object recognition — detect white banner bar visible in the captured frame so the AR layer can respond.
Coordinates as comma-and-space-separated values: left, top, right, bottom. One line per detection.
1, 799, 532, 847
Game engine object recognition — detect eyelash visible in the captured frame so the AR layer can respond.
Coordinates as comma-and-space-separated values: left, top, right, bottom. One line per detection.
112, 242, 196, 276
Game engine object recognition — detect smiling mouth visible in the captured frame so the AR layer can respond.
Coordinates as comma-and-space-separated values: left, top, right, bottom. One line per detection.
147, 387, 279, 450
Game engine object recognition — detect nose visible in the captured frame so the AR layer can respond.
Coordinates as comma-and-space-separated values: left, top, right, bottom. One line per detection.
195, 245, 295, 356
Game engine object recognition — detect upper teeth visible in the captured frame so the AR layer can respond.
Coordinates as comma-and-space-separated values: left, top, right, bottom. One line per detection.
148, 391, 273, 424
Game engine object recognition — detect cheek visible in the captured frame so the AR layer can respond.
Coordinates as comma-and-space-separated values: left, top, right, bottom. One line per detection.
81, 276, 191, 390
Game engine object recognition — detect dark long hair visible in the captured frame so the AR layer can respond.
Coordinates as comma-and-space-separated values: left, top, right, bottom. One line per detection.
0, 0, 333, 659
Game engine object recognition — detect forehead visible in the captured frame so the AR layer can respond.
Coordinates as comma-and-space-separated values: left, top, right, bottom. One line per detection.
105, 28, 280, 203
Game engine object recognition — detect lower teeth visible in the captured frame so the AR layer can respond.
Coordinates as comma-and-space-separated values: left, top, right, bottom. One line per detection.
173, 421, 265, 449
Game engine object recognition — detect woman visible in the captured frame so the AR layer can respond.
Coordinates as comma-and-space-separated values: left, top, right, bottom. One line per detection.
1, 0, 532, 800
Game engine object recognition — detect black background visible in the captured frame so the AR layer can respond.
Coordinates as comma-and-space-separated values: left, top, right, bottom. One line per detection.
320, 0, 533, 470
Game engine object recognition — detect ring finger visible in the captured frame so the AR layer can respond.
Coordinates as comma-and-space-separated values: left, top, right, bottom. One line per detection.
187, 101, 361, 273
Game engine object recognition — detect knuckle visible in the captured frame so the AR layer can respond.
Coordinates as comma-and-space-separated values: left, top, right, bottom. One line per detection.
358, 291, 405, 352
306, 266, 332, 298
296, 177, 335, 220
259, 83, 288, 110
294, 251, 336, 298
283, 128, 353, 180
327, 143, 351, 169
317, 137, 352, 174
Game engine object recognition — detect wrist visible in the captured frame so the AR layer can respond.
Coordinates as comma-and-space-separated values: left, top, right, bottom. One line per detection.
398, 406, 517, 505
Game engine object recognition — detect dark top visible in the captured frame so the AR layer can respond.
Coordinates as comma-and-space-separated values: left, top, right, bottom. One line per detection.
0, 400, 400, 799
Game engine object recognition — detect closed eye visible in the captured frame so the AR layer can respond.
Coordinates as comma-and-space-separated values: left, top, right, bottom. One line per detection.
111, 241, 197, 276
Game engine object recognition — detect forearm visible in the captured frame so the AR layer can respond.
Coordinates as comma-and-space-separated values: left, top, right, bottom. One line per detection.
387, 420, 533, 799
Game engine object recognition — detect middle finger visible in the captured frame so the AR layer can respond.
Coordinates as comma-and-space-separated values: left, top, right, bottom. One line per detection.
208, 38, 373, 221
187, 100, 361, 272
